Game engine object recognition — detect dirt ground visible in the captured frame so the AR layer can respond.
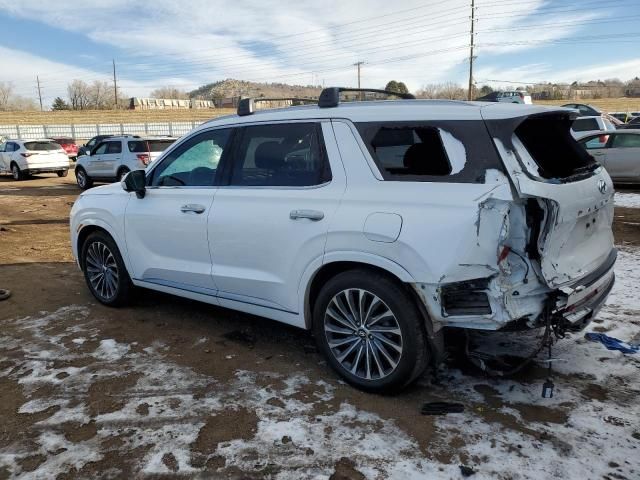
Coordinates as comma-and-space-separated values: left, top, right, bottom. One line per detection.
1, 173, 639, 479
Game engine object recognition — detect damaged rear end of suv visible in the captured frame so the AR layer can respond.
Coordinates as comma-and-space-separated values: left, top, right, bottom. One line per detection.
416, 105, 615, 348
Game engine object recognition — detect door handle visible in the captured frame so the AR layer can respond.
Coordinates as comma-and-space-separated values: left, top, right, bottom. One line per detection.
290, 209, 324, 221
181, 204, 206, 214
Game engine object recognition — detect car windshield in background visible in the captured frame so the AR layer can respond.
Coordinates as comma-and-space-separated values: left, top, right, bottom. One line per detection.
128, 140, 175, 152
24, 141, 62, 151
572, 118, 600, 132
53, 138, 75, 144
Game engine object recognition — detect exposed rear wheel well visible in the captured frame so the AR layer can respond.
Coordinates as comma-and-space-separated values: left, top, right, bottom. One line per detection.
306, 261, 444, 368
307, 261, 413, 327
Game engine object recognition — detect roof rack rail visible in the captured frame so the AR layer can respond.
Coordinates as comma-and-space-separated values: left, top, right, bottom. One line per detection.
237, 97, 317, 116
318, 87, 415, 108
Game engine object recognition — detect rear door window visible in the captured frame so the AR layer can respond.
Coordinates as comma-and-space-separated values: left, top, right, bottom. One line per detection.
106, 141, 122, 154
580, 135, 610, 149
611, 134, 640, 148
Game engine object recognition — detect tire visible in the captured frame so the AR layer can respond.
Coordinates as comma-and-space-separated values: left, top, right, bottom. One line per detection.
75, 167, 93, 190
313, 269, 429, 393
57, 169, 69, 177
117, 167, 130, 181
11, 163, 24, 181
81, 230, 133, 307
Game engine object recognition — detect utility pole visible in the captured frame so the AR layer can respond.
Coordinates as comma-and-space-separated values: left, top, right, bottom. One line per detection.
36, 76, 43, 111
467, 0, 476, 101
112, 59, 118, 108
353, 61, 364, 89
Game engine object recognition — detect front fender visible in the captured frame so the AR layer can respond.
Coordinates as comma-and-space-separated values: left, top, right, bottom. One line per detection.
70, 194, 132, 273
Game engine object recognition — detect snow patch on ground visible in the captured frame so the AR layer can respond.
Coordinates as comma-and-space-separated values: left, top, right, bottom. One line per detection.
91, 338, 130, 361
615, 191, 640, 208
1, 242, 640, 479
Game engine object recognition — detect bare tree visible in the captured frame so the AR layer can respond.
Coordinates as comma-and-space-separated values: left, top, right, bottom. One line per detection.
67, 80, 91, 110
149, 87, 190, 99
0, 82, 38, 111
0, 82, 13, 110
89, 80, 112, 109
414, 84, 439, 99
415, 82, 466, 100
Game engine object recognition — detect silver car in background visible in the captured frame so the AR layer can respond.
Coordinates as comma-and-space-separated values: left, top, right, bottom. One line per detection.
579, 130, 640, 184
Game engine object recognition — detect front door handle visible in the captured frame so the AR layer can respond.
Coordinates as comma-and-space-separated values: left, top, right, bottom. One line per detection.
290, 209, 324, 221
181, 204, 206, 214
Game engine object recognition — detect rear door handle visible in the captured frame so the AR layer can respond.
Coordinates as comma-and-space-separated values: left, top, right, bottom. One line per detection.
290, 209, 324, 221
181, 204, 206, 214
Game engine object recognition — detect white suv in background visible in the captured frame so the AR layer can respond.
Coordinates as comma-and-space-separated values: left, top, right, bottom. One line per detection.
70, 88, 616, 392
74, 135, 177, 189
0, 138, 70, 180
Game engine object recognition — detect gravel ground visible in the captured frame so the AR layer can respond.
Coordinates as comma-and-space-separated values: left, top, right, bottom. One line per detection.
0, 174, 639, 479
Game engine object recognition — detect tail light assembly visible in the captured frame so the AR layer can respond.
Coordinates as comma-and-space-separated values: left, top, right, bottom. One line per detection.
137, 153, 150, 165
20, 152, 33, 158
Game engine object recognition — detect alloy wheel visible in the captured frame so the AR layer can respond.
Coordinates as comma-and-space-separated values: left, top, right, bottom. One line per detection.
324, 288, 403, 380
76, 170, 86, 188
85, 241, 119, 300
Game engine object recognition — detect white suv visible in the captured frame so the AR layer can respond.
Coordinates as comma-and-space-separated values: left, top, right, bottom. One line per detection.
74, 135, 176, 189
70, 88, 616, 392
0, 138, 70, 180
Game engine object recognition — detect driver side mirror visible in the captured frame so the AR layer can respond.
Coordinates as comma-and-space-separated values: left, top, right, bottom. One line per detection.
121, 169, 146, 199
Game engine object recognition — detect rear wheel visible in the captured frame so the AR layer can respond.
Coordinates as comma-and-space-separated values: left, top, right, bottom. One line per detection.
313, 269, 429, 392
11, 163, 24, 181
81, 231, 133, 307
57, 169, 69, 177
75, 167, 93, 190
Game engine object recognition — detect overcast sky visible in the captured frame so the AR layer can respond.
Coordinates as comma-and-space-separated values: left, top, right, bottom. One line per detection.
0, 0, 638, 105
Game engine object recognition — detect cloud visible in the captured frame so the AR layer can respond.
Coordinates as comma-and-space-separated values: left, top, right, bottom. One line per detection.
0, 0, 631, 101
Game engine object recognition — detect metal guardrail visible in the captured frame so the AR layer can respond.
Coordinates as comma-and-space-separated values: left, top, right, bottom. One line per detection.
0, 121, 206, 140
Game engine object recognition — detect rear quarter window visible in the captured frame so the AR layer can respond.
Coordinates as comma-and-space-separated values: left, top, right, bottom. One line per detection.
355, 121, 504, 183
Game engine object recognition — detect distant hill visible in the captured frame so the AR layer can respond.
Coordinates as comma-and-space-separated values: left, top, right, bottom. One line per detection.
189, 79, 322, 100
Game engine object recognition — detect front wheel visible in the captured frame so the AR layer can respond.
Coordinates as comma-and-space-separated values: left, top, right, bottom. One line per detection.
313, 270, 429, 393
75, 167, 93, 190
57, 169, 69, 177
81, 231, 133, 307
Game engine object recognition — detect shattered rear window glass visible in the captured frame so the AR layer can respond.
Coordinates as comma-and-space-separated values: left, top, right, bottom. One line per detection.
356, 121, 504, 183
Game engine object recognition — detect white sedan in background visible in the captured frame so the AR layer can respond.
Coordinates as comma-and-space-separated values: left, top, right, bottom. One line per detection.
0, 138, 70, 180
